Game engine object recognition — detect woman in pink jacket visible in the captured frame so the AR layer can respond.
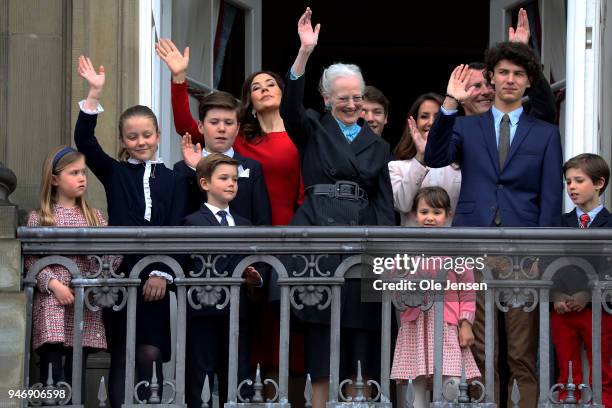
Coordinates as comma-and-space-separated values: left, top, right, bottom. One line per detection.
388, 94, 461, 226
390, 187, 480, 408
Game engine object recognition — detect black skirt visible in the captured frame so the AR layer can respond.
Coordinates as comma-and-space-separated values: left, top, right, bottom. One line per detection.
102, 257, 173, 362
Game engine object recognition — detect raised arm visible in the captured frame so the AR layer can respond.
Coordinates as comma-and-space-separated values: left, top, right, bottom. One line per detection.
155, 39, 204, 145
280, 8, 321, 149
424, 65, 473, 167
74, 56, 116, 182
78, 55, 105, 112
290, 7, 320, 77
509, 8, 556, 123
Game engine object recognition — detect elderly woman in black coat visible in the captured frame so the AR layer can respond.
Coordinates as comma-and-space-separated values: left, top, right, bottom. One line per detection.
279, 7, 395, 408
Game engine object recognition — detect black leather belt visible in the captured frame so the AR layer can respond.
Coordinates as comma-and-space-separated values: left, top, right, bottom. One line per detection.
306, 181, 367, 201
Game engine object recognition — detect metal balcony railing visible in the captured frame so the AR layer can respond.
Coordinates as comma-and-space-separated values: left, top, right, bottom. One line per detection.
17, 226, 612, 408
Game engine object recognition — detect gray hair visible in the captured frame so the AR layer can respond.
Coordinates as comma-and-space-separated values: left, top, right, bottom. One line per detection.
318, 63, 365, 97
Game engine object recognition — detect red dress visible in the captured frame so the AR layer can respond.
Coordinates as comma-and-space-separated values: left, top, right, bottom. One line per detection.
25, 206, 121, 350
171, 81, 305, 371
171, 81, 304, 225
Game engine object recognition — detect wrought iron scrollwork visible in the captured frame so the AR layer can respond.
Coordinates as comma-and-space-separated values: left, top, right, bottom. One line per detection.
82, 254, 127, 311
237, 364, 279, 403
454, 363, 485, 404
85, 285, 128, 312
604, 273, 612, 314
190, 254, 229, 278
496, 287, 538, 312
390, 272, 435, 313
491, 255, 540, 312
86, 255, 124, 279
549, 361, 592, 404
338, 361, 382, 403
187, 285, 230, 310
290, 285, 332, 310
133, 362, 176, 404
494, 255, 539, 280
28, 363, 72, 406
291, 254, 331, 277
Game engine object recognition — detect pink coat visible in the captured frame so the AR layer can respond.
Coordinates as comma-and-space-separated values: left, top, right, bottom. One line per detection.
25, 206, 121, 350
388, 159, 461, 226
399, 257, 476, 326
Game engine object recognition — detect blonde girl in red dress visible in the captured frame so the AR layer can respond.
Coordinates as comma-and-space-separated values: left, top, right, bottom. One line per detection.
25, 146, 118, 396
391, 187, 480, 408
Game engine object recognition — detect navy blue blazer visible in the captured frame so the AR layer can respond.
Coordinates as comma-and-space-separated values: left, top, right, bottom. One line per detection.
424, 110, 563, 227
182, 204, 262, 319
552, 207, 612, 300
173, 152, 272, 226
560, 207, 612, 228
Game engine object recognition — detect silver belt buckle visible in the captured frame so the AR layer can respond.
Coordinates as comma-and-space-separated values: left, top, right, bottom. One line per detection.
335, 181, 359, 199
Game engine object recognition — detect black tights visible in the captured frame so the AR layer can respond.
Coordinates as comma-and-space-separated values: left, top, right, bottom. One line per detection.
37, 343, 90, 402
108, 343, 164, 408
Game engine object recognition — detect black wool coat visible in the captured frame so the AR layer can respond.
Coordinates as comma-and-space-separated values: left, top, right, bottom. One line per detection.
278, 72, 395, 329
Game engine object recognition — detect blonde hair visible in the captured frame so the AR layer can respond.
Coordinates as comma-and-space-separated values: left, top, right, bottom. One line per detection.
38, 145, 101, 226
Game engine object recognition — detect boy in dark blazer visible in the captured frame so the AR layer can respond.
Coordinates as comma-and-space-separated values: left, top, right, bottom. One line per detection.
182, 153, 262, 407
551, 153, 612, 407
175, 91, 271, 225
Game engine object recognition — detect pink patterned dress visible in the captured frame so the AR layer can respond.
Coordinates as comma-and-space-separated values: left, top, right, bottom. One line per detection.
390, 261, 481, 381
25, 205, 119, 350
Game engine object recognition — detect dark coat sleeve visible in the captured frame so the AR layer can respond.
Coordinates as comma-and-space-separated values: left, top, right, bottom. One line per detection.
173, 160, 204, 215
424, 112, 463, 168
537, 126, 563, 227
74, 111, 117, 184
246, 160, 272, 226
525, 69, 557, 124
279, 72, 312, 149
373, 146, 396, 226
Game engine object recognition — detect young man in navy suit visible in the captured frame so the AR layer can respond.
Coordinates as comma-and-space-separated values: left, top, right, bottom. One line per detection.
425, 41, 563, 408
552, 153, 612, 407
425, 41, 563, 227
182, 153, 263, 407
176, 91, 271, 225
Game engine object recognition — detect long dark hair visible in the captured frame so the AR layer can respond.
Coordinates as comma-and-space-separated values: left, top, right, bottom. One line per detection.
393, 93, 443, 160
239, 70, 285, 144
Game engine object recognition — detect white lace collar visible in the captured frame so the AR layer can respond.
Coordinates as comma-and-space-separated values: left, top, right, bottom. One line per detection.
127, 157, 164, 221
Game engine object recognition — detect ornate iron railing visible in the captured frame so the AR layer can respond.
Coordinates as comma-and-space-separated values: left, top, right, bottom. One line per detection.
17, 226, 612, 408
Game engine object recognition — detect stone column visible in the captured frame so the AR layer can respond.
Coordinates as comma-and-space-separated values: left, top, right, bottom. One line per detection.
0, 162, 25, 408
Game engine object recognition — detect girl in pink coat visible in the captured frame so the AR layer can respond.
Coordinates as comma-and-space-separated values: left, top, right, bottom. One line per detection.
25, 146, 120, 395
390, 187, 480, 407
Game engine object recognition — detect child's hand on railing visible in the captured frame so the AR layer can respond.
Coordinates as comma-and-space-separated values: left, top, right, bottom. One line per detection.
48, 279, 75, 306
567, 291, 589, 313
243, 266, 262, 287
143, 276, 167, 302
458, 320, 475, 348
553, 300, 570, 314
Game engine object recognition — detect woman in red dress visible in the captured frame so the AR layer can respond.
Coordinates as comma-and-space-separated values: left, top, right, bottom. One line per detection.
155, 38, 305, 381
155, 39, 303, 225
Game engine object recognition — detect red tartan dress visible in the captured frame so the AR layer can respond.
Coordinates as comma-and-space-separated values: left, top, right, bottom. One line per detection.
25, 205, 118, 351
